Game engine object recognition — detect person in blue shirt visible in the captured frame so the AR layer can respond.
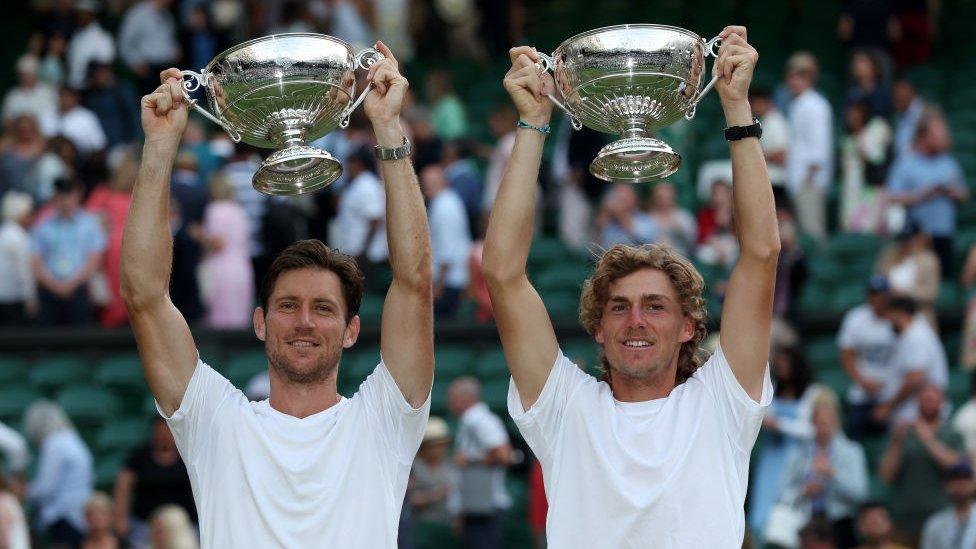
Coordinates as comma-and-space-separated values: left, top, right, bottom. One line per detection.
886, 107, 969, 275
30, 177, 106, 325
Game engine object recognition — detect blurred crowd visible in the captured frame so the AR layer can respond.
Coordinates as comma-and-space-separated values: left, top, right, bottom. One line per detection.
0, 0, 975, 548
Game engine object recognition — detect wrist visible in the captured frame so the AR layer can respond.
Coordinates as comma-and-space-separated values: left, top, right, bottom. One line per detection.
721, 100, 753, 127
372, 120, 405, 148
143, 138, 180, 157
519, 113, 550, 127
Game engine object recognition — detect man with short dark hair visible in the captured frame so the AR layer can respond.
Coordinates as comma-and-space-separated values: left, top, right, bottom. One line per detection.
920, 462, 976, 549
121, 41, 434, 547
854, 501, 912, 549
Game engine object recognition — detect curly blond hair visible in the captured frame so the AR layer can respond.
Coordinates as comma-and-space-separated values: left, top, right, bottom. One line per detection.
578, 243, 708, 385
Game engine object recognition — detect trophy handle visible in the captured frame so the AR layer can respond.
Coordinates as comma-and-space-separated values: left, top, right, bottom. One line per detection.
339, 48, 386, 129
684, 36, 723, 121
535, 53, 583, 131
179, 70, 242, 142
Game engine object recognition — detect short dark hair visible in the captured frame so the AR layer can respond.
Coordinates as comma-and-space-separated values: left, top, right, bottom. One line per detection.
887, 296, 917, 315
858, 500, 888, 516
798, 518, 834, 542
259, 239, 365, 322
53, 177, 82, 194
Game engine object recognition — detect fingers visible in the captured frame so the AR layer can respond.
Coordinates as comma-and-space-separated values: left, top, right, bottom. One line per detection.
142, 82, 185, 115
509, 46, 540, 64
374, 40, 399, 67
159, 67, 182, 85
719, 25, 748, 41
369, 62, 407, 96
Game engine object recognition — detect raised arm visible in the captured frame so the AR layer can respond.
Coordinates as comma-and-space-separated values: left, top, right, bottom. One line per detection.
714, 27, 781, 401
482, 48, 559, 409
365, 42, 434, 408
120, 69, 198, 416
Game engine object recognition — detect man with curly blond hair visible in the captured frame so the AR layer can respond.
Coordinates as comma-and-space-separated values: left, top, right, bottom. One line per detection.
482, 26, 779, 547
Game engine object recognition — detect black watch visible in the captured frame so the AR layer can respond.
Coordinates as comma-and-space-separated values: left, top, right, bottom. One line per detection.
724, 117, 762, 141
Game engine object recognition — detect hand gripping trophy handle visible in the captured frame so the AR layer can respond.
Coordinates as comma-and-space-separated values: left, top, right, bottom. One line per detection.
684, 35, 723, 121
339, 48, 386, 129
535, 53, 583, 131
179, 70, 242, 142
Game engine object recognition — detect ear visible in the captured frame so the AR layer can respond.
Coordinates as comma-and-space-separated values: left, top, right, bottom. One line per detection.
594, 324, 605, 345
253, 307, 266, 341
342, 314, 361, 349
678, 316, 695, 344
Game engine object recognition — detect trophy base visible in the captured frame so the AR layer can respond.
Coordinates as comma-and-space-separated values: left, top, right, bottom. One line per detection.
252, 146, 342, 196
589, 137, 681, 183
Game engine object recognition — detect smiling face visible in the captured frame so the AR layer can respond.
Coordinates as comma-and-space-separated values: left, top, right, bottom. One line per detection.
594, 268, 694, 385
253, 267, 360, 385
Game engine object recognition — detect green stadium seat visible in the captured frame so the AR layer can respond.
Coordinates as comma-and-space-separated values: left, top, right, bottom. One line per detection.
56, 385, 121, 427
936, 283, 961, 315
96, 418, 149, 454
94, 355, 146, 394
562, 339, 600, 375
535, 263, 589, 294
806, 337, 842, 371
0, 385, 41, 422
358, 294, 384, 324
527, 237, 569, 270
474, 348, 509, 380
948, 368, 972, 408
341, 351, 380, 387
832, 285, 866, 315
944, 331, 962, 369
429, 380, 449, 415
481, 377, 510, 412
225, 350, 268, 389
0, 358, 29, 386
94, 452, 127, 490
817, 368, 850, 398
29, 357, 90, 395
543, 292, 580, 320
413, 520, 462, 549
435, 346, 477, 379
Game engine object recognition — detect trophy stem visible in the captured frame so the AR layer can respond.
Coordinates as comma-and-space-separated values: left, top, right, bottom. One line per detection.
279, 128, 306, 149
620, 121, 649, 140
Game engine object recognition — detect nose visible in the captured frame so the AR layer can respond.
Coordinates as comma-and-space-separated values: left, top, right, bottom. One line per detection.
296, 305, 316, 329
626, 305, 645, 328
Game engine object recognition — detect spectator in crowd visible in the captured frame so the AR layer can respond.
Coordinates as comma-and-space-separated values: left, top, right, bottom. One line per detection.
31, 135, 77, 204
31, 177, 106, 325
148, 504, 199, 549
880, 384, 964, 544
920, 462, 976, 549
0, 192, 37, 325
114, 419, 195, 547
528, 457, 547, 549
781, 391, 869, 548
874, 297, 947, 425
167, 198, 204, 323
441, 140, 482, 237
421, 164, 471, 318
784, 51, 834, 243
24, 400, 94, 546
875, 222, 940, 325
886, 107, 969, 275
194, 172, 253, 328
404, 106, 443, 173
326, 0, 375, 51
466, 234, 494, 323
425, 70, 468, 140
750, 347, 823, 535
696, 178, 732, 244
85, 150, 137, 327
180, 5, 217, 73
838, 0, 897, 54
773, 215, 807, 320
645, 181, 696, 257
220, 143, 266, 283
839, 100, 893, 234
962, 245, 976, 370
2, 55, 57, 133
67, 0, 115, 90
410, 416, 458, 525
0, 115, 48, 200
800, 517, 837, 549
448, 377, 513, 549
838, 275, 896, 440
891, 79, 924, 160
38, 2, 77, 45
749, 87, 789, 195
335, 145, 388, 270
117, 0, 180, 92
39, 33, 67, 88
483, 105, 519, 217
54, 85, 106, 157
891, 0, 937, 69
0, 473, 29, 549
953, 372, 976, 463
845, 50, 892, 118
854, 502, 912, 549
82, 491, 120, 549
596, 183, 657, 248
83, 62, 140, 151
0, 421, 28, 516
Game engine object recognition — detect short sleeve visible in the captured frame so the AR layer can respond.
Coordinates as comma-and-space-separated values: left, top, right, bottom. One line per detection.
836, 309, 858, 349
87, 216, 107, 253
885, 157, 908, 194
896, 333, 929, 374
359, 181, 386, 220
693, 344, 773, 453
356, 360, 431, 464
156, 359, 241, 467
473, 414, 509, 451
507, 350, 593, 461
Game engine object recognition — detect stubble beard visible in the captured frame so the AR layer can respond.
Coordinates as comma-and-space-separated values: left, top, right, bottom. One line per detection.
267, 343, 341, 385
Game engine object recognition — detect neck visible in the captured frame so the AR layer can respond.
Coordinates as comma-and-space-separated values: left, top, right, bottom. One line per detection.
268, 369, 341, 418
955, 500, 972, 516
609, 360, 679, 402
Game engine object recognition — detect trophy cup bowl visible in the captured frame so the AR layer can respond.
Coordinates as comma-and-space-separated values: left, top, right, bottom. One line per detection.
179, 33, 383, 195
538, 24, 722, 183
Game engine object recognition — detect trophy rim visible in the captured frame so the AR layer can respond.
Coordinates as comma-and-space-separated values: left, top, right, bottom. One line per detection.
204, 32, 354, 74
554, 23, 704, 54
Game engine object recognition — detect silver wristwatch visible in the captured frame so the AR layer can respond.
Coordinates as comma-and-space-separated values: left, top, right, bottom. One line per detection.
374, 136, 412, 161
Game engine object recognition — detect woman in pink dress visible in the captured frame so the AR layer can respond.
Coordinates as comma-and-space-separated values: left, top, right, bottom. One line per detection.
195, 172, 253, 328
85, 152, 138, 328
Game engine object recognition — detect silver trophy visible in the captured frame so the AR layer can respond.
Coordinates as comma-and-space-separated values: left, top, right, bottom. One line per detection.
179, 33, 383, 195
537, 24, 722, 183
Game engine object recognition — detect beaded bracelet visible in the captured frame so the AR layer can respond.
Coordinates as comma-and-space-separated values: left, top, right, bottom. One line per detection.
516, 120, 551, 135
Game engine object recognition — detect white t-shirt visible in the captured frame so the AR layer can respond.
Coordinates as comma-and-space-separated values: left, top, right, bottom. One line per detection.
883, 316, 948, 422
159, 358, 430, 548
786, 88, 833, 193
509, 344, 772, 548
455, 402, 511, 511
836, 304, 896, 404
428, 189, 472, 289
336, 171, 388, 262
760, 108, 789, 187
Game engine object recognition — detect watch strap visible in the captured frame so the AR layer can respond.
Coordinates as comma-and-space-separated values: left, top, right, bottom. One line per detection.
374, 136, 412, 161
724, 117, 762, 141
